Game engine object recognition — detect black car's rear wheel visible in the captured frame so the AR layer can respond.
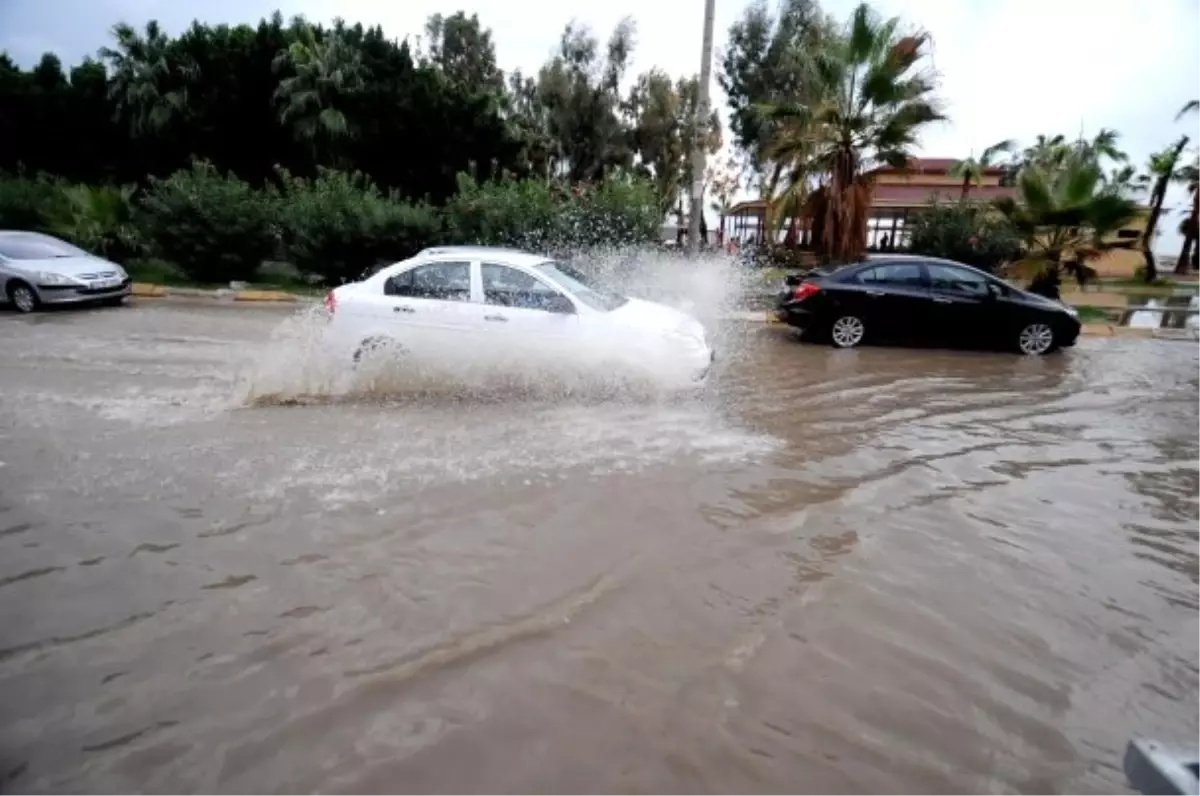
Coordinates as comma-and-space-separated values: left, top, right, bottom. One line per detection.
829, 314, 866, 348
1016, 322, 1056, 355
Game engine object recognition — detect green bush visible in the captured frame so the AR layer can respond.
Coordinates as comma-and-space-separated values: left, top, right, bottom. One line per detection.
0, 173, 65, 232
566, 175, 661, 249
442, 174, 560, 249
46, 183, 142, 262
443, 173, 661, 252
137, 161, 278, 284
908, 200, 1022, 273
276, 168, 440, 284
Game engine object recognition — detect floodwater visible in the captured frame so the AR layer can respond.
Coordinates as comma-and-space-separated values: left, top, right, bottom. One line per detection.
0, 300, 1196, 793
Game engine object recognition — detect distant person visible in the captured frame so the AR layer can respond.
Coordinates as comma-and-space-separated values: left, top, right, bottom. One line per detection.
880, 233, 891, 251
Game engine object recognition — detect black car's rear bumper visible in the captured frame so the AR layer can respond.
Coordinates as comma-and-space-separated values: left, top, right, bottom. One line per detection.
775, 303, 813, 328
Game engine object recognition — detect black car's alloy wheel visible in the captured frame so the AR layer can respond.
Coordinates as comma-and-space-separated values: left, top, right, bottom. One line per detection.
1017, 322, 1055, 355
829, 315, 866, 348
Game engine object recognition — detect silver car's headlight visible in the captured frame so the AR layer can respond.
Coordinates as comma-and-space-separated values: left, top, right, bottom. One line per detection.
34, 271, 80, 286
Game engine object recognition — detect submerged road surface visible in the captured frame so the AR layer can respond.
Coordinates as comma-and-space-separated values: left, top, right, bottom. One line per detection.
0, 301, 1196, 793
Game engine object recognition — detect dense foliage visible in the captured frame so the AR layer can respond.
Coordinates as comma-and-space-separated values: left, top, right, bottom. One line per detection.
0, 167, 661, 284
137, 162, 280, 283
1, 10, 716, 213
907, 201, 1022, 273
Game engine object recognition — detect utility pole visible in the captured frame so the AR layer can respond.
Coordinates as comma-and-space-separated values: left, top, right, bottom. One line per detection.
687, 0, 716, 256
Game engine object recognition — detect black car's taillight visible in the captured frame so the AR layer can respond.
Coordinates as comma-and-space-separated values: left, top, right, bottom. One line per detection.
792, 282, 821, 302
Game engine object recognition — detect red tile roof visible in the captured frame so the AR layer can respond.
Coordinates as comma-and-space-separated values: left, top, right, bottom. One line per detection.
872, 183, 1017, 205
870, 157, 1005, 176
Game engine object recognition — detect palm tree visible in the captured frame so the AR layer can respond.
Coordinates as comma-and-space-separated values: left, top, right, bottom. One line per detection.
1139, 136, 1190, 282
272, 24, 366, 163
950, 139, 1014, 199
1178, 100, 1199, 121
786, 2, 944, 264
994, 154, 1140, 298
1074, 127, 1127, 167
1176, 156, 1198, 275
100, 21, 198, 137
1020, 134, 1070, 172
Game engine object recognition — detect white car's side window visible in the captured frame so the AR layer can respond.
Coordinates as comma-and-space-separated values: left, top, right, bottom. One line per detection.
480, 263, 567, 312
385, 261, 471, 302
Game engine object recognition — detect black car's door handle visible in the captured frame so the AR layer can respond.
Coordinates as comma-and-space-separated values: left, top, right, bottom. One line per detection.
393, 305, 415, 313
484, 314, 508, 322
866, 290, 886, 297
932, 296, 954, 304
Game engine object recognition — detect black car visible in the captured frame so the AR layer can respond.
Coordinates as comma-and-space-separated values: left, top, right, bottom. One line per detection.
775, 255, 1082, 355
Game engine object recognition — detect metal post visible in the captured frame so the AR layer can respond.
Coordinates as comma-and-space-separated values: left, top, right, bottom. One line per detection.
688, 0, 716, 256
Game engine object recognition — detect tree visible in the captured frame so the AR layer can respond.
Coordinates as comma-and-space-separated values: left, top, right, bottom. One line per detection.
994, 155, 1140, 298
719, 0, 833, 235
534, 20, 636, 183
1139, 136, 1190, 282
100, 21, 198, 138
908, 199, 1021, 272
1175, 155, 1198, 274
272, 22, 366, 165
801, 2, 945, 264
625, 69, 721, 215
707, 154, 745, 242
423, 12, 503, 92
949, 140, 1014, 198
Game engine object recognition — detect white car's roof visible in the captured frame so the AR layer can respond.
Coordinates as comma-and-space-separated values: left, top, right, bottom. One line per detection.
417, 246, 552, 268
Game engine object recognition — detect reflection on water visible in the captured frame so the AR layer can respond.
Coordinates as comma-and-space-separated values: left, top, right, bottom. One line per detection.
1123, 294, 1199, 329
0, 304, 1196, 794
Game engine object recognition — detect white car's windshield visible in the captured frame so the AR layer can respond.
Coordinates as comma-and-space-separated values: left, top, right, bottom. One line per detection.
536, 261, 628, 312
0, 233, 88, 261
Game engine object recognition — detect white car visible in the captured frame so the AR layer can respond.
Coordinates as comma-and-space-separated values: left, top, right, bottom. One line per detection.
322, 246, 714, 387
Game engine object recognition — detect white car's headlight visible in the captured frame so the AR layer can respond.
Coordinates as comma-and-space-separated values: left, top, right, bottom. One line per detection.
34, 271, 80, 286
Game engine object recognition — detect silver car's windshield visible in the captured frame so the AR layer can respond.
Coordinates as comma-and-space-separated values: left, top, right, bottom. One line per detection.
0, 233, 88, 261
535, 261, 629, 312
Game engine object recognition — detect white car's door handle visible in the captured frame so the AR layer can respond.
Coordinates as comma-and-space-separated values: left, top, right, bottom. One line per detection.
483, 314, 508, 322
393, 305, 415, 313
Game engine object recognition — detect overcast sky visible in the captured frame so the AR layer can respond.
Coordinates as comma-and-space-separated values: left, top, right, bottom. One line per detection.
3, 0, 1198, 253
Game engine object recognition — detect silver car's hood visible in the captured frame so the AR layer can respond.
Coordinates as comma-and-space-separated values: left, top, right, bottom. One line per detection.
8, 256, 122, 278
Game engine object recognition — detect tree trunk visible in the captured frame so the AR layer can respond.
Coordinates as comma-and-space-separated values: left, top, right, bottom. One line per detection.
761, 162, 783, 246
1176, 192, 1198, 275
1143, 138, 1190, 282
961, 174, 970, 200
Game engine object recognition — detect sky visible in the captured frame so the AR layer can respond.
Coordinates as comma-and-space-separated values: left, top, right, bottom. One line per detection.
3, 0, 1199, 254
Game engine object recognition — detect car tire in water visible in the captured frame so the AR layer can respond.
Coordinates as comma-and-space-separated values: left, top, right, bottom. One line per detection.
1016, 321, 1056, 355
6, 280, 38, 314
829, 314, 867, 349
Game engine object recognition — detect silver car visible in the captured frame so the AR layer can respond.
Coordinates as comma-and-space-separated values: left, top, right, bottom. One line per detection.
0, 230, 132, 313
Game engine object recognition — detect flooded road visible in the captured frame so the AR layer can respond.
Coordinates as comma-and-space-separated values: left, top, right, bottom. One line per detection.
0, 301, 1196, 793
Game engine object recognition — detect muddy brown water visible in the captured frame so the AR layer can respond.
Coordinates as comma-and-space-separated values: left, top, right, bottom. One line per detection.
0, 301, 1196, 793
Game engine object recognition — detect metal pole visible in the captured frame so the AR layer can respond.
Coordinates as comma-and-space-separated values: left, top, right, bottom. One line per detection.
688, 0, 716, 256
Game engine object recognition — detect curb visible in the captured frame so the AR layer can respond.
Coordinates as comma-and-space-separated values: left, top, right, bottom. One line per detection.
131, 283, 299, 303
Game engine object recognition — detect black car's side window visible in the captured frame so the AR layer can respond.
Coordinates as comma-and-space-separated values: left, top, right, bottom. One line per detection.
386, 262, 472, 302
926, 264, 990, 298
857, 263, 924, 287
